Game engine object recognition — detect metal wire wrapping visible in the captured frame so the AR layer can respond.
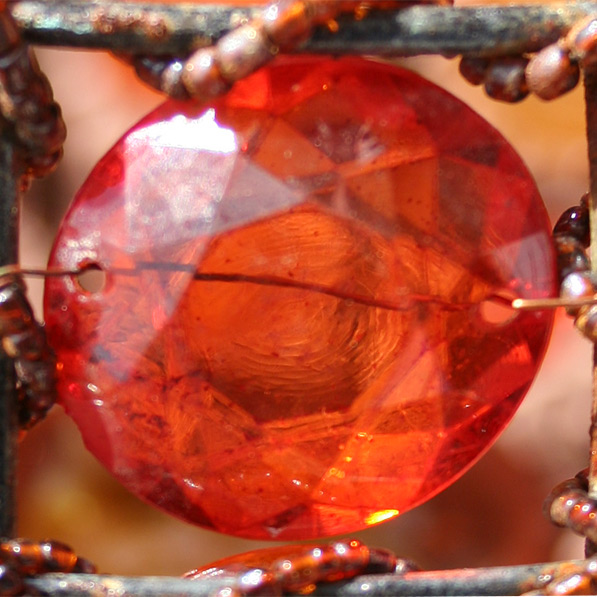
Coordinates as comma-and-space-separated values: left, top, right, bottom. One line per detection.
6, 1, 597, 594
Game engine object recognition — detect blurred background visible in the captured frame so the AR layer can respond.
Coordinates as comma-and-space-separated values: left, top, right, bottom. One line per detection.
14, 3, 596, 577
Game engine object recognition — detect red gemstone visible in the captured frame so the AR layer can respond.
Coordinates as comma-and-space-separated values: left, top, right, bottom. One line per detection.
44, 57, 555, 540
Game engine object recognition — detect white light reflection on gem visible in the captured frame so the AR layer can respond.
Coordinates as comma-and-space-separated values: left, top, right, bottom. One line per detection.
487, 232, 554, 297
123, 109, 239, 251
133, 111, 237, 153
184, 478, 204, 491
243, 569, 265, 586
99, 102, 309, 382
111, 108, 243, 359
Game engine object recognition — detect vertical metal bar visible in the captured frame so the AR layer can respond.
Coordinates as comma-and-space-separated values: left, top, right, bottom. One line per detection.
583, 61, 597, 556
0, 133, 20, 538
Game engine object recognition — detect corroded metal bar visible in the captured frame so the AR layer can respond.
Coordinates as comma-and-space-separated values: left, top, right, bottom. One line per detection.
24, 560, 583, 596
584, 61, 597, 557
10, 1, 597, 58
0, 138, 20, 538
11, 1, 261, 53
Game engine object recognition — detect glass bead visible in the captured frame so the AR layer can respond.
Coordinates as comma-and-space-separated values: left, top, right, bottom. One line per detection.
44, 57, 555, 540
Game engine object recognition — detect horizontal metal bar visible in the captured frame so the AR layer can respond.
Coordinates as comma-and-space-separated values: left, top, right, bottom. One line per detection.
10, 1, 597, 57
11, 1, 260, 54
24, 559, 585, 596
309, 2, 597, 57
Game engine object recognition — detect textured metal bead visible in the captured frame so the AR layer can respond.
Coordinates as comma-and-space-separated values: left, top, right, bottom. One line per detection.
554, 235, 590, 281
458, 56, 490, 86
262, 0, 312, 49
553, 202, 590, 247
526, 43, 580, 100
181, 47, 231, 101
484, 57, 529, 102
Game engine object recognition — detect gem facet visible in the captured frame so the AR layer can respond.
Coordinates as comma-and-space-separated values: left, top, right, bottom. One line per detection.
44, 57, 555, 540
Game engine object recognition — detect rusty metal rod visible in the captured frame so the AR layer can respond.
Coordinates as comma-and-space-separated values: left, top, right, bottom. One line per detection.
23, 559, 585, 596
0, 136, 21, 538
583, 60, 597, 559
9, 1, 597, 58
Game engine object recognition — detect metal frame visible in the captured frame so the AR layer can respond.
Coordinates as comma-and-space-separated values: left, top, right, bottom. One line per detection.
11, 1, 597, 56
5, 2, 597, 594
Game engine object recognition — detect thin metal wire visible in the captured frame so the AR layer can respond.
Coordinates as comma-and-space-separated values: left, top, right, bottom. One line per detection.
0, 265, 580, 310
4, 263, 514, 313
514, 297, 597, 309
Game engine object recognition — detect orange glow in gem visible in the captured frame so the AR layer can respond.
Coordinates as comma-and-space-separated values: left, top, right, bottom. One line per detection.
365, 510, 400, 525
44, 57, 555, 541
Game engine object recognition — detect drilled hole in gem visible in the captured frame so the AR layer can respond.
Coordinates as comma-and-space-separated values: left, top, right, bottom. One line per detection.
479, 292, 518, 325
75, 263, 107, 295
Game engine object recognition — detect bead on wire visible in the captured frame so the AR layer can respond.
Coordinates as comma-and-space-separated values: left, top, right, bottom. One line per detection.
0, 3, 65, 179
511, 195, 597, 344
0, 538, 95, 596
131, 0, 452, 102
459, 13, 597, 101
524, 16, 597, 101
184, 539, 413, 596
545, 470, 597, 546
0, 267, 56, 431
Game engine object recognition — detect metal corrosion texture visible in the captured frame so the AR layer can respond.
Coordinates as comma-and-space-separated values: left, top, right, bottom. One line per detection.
10, 1, 597, 58
583, 58, 597, 561
23, 560, 586, 596
0, 140, 20, 538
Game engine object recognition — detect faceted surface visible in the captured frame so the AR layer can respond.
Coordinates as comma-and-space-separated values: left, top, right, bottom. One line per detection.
44, 57, 555, 540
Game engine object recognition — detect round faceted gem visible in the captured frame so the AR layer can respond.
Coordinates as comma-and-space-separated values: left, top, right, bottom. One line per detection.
44, 57, 555, 540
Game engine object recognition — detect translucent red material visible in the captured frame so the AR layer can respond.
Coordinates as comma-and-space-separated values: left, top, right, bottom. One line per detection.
44, 57, 555, 540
